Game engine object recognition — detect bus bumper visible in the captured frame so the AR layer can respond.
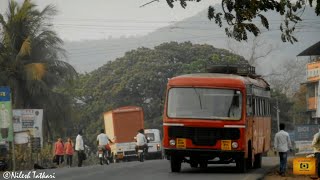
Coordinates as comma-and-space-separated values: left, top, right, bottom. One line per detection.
165, 148, 244, 162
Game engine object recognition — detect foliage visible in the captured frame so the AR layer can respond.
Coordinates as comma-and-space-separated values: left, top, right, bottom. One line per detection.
0, 0, 77, 141
166, 0, 319, 43
14, 144, 32, 170
270, 89, 294, 137
71, 41, 248, 147
291, 85, 308, 125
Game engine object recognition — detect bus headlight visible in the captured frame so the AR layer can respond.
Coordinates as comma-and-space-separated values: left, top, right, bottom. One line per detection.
169, 139, 176, 146
232, 142, 238, 149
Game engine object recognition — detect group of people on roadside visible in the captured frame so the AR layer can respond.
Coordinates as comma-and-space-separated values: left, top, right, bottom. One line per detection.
54, 130, 86, 167
53, 128, 149, 168
274, 123, 320, 178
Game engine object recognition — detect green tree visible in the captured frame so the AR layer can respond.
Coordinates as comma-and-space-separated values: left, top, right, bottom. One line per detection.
0, 0, 76, 140
291, 85, 308, 125
165, 0, 319, 43
270, 89, 294, 137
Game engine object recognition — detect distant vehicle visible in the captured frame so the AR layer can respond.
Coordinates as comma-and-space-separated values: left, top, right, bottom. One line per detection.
104, 106, 144, 162
162, 65, 271, 173
144, 129, 163, 159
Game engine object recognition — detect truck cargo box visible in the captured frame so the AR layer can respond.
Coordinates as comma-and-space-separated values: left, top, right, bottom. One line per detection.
103, 106, 144, 162
104, 106, 144, 143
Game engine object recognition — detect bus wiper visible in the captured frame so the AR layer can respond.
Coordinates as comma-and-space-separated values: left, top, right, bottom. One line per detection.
193, 88, 202, 109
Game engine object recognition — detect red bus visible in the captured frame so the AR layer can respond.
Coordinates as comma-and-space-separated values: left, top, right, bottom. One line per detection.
162, 66, 271, 172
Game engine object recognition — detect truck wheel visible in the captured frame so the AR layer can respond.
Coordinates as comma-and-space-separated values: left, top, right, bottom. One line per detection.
170, 157, 181, 172
253, 153, 262, 169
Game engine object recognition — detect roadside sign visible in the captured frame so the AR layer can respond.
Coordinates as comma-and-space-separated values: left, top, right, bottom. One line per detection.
293, 157, 316, 175
295, 141, 313, 154
295, 125, 319, 141
0, 87, 13, 142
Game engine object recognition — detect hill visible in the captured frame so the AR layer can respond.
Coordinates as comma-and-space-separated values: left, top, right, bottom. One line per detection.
63, 6, 319, 75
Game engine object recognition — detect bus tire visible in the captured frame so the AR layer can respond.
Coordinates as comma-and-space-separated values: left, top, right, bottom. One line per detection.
171, 157, 182, 172
246, 141, 253, 169
253, 153, 262, 168
236, 157, 247, 173
199, 161, 208, 169
190, 161, 198, 168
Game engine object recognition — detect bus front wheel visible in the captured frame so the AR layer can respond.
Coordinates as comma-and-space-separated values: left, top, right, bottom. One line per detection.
236, 157, 247, 173
170, 156, 182, 172
253, 153, 262, 168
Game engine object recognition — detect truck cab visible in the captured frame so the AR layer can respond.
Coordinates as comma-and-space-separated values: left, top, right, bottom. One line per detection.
145, 129, 163, 159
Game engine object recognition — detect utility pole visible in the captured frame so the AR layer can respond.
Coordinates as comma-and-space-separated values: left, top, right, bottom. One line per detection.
276, 99, 280, 132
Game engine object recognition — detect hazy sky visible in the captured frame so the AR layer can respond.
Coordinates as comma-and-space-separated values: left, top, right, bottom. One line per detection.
0, 0, 219, 41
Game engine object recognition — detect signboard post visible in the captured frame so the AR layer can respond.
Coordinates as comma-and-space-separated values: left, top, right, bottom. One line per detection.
30, 137, 41, 153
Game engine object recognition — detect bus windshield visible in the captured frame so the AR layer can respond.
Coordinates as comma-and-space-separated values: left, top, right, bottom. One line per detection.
167, 88, 242, 120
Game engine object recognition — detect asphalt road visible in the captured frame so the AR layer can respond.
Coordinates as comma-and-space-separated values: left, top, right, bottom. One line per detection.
1, 157, 278, 180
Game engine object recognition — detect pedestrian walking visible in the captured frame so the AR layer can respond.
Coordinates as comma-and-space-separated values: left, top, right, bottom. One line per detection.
54, 137, 64, 167
65, 137, 74, 167
75, 130, 84, 167
274, 123, 292, 177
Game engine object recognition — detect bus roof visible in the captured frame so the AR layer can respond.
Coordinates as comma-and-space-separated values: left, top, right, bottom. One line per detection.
168, 73, 269, 89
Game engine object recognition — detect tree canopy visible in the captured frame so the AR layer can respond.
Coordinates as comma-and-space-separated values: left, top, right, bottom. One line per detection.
166, 0, 319, 43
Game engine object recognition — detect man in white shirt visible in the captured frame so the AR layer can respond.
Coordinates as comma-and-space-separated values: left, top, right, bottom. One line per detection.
135, 129, 148, 153
274, 123, 292, 176
97, 129, 113, 163
75, 130, 84, 167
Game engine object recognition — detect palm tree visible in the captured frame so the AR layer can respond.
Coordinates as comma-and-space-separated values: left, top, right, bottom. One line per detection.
0, 0, 77, 140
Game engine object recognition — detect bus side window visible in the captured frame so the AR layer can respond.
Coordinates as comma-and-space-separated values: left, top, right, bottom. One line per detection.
253, 97, 256, 115
258, 98, 261, 116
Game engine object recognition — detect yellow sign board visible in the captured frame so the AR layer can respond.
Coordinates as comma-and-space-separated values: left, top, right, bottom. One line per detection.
221, 140, 231, 150
176, 138, 186, 149
293, 157, 316, 175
